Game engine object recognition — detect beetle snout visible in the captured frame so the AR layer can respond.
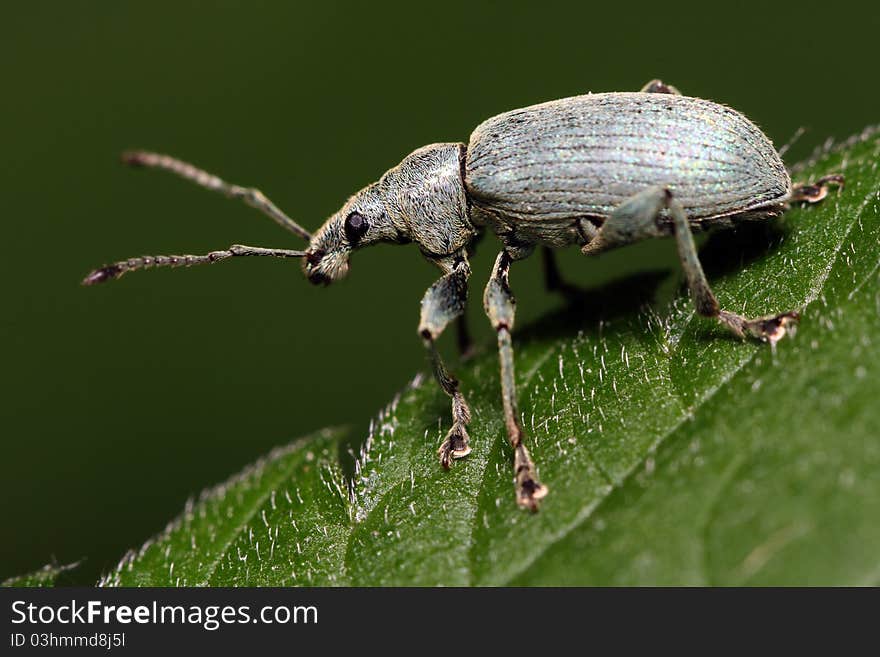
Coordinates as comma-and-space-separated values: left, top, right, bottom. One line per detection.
307, 269, 330, 286
303, 247, 349, 285
305, 249, 324, 267
304, 249, 328, 285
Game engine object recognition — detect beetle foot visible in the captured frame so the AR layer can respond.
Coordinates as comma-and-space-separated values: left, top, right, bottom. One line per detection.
438, 424, 471, 469
640, 79, 682, 95
515, 444, 548, 511
790, 174, 845, 204
718, 309, 800, 346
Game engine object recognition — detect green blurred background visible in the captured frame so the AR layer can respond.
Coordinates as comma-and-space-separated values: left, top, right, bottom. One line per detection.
2, 1, 876, 584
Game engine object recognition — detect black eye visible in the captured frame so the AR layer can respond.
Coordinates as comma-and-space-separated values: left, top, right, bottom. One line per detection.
344, 211, 369, 243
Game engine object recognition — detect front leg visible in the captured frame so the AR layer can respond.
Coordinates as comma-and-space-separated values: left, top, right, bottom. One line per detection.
419, 252, 473, 468
484, 250, 548, 511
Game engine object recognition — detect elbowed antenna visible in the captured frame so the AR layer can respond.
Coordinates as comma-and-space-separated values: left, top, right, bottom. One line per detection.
82, 245, 306, 286
82, 151, 315, 285
121, 150, 313, 241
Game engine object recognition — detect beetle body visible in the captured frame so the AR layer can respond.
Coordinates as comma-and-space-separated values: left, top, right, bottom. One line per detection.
465, 92, 792, 251
85, 81, 841, 511
304, 91, 793, 282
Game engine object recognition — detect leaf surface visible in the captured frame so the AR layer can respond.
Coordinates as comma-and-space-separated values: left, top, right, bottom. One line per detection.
3, 563, 79, 587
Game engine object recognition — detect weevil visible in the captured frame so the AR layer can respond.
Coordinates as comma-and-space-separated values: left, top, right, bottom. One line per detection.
84, 79, 843, 511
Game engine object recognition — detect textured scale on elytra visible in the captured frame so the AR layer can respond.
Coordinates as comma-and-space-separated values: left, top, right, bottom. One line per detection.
465, 92, 791, 221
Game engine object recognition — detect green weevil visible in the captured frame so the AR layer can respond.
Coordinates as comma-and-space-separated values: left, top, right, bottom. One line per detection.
84, 79, 842, 511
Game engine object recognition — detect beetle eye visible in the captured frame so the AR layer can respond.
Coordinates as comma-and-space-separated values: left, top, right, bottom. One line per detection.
344, 211, 369, 243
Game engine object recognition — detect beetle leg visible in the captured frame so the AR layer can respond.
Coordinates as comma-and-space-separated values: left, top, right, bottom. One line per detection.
484, 250, 548, 511
419, 253, 473, 467
790, 174, 845, 204
582, 186, 670, 255
453, 228, 489, 359
640, 79, 682, 95
542, 246, 580, 297
662, 189, 799, 345
592, 186, 800, 345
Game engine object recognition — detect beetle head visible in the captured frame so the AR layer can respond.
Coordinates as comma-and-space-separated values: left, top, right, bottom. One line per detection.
304, 182, 408, 285
305, 143, 473, 285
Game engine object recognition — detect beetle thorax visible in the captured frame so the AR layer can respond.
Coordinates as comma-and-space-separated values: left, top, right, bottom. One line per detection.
380, 142, 476, 257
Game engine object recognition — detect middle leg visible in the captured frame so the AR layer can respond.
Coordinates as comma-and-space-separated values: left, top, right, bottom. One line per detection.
484, 249, 548, 510
542, 246, 581, 297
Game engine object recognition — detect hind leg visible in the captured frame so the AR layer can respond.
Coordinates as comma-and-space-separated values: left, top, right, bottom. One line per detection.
665, 191, 799, 344
790, 175, 845, 203
640, 79, 682, 95
587, 186, 799, 345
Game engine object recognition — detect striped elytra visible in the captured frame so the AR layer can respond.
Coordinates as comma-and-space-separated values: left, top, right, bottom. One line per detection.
465, 92, 791, 222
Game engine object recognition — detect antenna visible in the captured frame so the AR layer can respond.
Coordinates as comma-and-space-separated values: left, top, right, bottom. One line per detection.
82, 245, 306, 285
121, 151, 312, 241
83, 152, 313, 285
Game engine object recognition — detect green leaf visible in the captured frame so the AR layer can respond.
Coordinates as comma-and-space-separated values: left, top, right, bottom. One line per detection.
102, 128, 880, 586
100, 429, 350, 586
3, 562, 80, 587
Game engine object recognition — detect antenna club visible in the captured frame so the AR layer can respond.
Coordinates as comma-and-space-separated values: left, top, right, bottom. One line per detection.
82, 265, 123, 286
120, 150, 152, 167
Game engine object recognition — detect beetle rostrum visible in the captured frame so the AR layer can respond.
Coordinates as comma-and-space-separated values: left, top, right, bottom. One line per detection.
84, 80, 843, 511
